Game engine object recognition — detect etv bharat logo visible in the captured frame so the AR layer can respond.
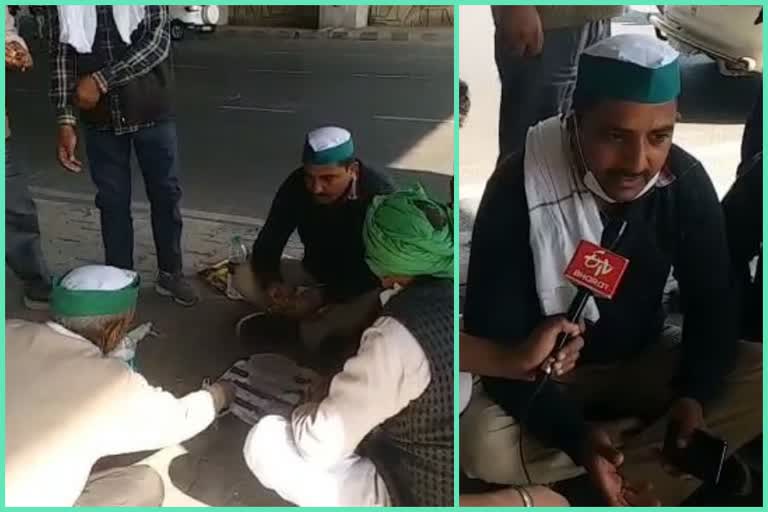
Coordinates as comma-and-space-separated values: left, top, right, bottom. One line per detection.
565, 241, 629, 299
584, 250, 613, 277
571, 250, 614, 293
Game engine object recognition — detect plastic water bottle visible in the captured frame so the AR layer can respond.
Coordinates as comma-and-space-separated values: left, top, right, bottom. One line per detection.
226, 235, 248, 300
110, 322, 154, 370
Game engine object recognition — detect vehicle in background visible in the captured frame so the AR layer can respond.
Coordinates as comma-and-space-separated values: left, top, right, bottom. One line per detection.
650, 6, 763, 76
170, 5, 221, 41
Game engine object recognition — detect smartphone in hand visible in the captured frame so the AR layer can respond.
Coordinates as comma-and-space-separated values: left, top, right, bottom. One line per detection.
662, 420, 728, 484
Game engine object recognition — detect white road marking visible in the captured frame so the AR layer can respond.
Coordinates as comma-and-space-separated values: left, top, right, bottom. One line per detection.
218, 105, 295, 113
374, 115, 452, 124
341, 53, 452, 61
174, 64, 208, 70
247, 68, 311, 75
351, 73, 427, 79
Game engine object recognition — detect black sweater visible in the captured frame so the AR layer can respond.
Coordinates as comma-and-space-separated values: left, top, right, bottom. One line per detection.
463, 145, 738, 463
251, 162, 395, 301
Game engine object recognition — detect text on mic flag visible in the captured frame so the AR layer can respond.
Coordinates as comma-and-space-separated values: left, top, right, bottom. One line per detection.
564, 240, 629, 300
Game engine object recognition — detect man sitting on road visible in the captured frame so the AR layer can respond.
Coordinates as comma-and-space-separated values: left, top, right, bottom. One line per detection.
232, 126, 395, 348
6, 265, 234, 507
462, 34, 762, 506
243, 187, 453, 506
458, 78, 655, 508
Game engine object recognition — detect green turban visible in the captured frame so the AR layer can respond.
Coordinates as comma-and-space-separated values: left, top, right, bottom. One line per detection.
363, 186, 453, 279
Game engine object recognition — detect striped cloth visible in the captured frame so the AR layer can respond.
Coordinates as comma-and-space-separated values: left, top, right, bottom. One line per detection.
217, 354, 318, 425
524, 116, 604, 323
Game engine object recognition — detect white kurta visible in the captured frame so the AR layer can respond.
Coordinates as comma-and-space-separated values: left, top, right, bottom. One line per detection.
244, 290, 433, 506
5, 320, 217, 507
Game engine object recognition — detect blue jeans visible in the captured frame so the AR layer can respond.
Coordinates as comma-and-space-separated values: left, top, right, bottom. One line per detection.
5, 137, 50, 286
495, 20, 611, 162
84, 121, 183, 273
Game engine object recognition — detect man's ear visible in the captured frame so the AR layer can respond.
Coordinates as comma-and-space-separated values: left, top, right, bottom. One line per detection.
349, 160, 360, 175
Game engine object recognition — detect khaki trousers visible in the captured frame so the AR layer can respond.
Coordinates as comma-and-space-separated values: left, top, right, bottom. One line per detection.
232, 259, 381, 349
461, 326, 762, 506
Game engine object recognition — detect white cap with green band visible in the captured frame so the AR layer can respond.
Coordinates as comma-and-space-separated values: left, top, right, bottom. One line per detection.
302, 126, 355, 165
575, 34, 681, 105
51, 265, 140, 318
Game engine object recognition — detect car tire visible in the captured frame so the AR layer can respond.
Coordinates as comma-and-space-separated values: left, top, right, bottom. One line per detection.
171, 20, 185, 41
202, 5, 220, 26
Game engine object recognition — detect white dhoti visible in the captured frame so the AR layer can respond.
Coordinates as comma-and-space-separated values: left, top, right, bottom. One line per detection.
243, 415, 392, 506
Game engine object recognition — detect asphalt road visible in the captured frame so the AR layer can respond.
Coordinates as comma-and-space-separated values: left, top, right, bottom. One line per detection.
7, 28, 454, 222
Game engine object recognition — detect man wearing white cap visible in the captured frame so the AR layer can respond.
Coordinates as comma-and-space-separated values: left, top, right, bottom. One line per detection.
232, 126, 395, 348
462, 34, 761, 505
5, 265, 234, 506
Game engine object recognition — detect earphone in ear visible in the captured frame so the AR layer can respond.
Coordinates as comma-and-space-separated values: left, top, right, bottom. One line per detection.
348, 174, 358, 200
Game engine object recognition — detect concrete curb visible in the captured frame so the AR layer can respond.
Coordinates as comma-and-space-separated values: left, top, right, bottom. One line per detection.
215, 25, 453, 43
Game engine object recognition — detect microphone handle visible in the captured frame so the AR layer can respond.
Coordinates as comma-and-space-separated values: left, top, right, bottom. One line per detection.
537, 287, 590, 385
552, 287, 590, 353
529, 221, 627, 405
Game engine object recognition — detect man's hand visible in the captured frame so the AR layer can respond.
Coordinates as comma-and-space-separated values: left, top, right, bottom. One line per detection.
514, 316, 583, 380
266, 281, 299, 314
584, 428, 626, 506
661, 397, 706, 478
292, 287, 325, 318
6, 41, 32, 71
57, 125, 83, 173
75, 75, 102, 111
493, 6, 544, 57
303, 374, 332, 404
207, 381, 236, 412
667, 398, 705, 449
583, 428, 661, 506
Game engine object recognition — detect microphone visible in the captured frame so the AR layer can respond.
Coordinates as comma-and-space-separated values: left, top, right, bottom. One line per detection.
539, 218, 630, 381
518, 219, 631, 486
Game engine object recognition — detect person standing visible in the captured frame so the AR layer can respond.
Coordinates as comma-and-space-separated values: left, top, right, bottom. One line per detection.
6, 7, 52, 310
48, 6, 198, 306
492, 5, 624, 162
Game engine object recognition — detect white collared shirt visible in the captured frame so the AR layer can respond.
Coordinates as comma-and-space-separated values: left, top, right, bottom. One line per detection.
5, 319, 217, 506
290, 288, 432, 466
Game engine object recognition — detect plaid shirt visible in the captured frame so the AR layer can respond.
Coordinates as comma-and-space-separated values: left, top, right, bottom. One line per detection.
48, 6, 170, 135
